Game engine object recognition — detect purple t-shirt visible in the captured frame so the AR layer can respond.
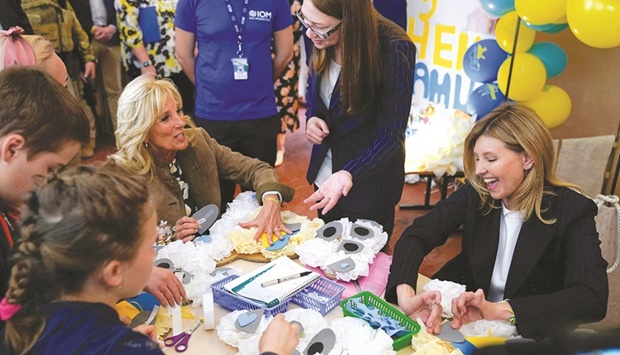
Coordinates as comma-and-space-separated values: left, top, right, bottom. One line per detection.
175, 0, 292, 121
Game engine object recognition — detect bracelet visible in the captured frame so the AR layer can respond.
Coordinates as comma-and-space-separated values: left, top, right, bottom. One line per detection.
503, 300, 517, 325
263, 196, 281, 205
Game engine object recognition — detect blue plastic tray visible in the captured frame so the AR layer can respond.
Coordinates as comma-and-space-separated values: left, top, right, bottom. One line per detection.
210, 274, 289, 317
291, 277, 345, 316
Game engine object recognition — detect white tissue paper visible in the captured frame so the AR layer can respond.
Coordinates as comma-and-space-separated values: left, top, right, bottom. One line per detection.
284, 308, 328, 351
296, 218, 388, 281
330, 317, 396, 355
422, 279, 466, 318
155, 240, 217, 305
459, 319, 517, 338
217, 308, 397, 355
210, 191, 323, 259
404, 101, 475, 177
217, 310, 270, 350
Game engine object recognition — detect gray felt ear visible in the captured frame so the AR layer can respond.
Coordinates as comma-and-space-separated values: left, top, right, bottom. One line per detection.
349, 223, 374, 240
316, 221, 343, 242
436, 322, 465, 343
191, 204, 219, 235
284, 222, 302, 232
234, 308, 264, 334
327, 257, 356, 273
337, 239, 364, 254
290, 320, 304, 338
304, 328, 336, 355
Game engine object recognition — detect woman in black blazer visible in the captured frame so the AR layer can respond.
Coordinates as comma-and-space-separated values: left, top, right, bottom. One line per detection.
301, 0, 416, 237
386, 104, 608, 340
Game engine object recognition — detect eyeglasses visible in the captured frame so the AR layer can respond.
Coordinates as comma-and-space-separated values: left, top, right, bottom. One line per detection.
295, 11, 341, 40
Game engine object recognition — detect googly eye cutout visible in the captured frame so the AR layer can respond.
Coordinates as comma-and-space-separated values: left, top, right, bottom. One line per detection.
304, 328, 336, 355
155, 258, 193, 284
337, 240, 364, 254
316, 221, 343, 242
177, 270, 194, 284
154, 258, 174, 269
349, 223, 374, 240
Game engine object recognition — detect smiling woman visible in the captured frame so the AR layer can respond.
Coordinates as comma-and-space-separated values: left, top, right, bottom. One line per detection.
110, 75, 296, 307
387, 104, 609, 341
111, 75, 295, 242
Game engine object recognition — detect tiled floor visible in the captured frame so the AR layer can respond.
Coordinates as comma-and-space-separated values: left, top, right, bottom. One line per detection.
87, 107, 462, 278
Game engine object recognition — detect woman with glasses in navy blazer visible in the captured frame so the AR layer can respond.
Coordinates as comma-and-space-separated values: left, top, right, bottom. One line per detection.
301, 0, 416, 238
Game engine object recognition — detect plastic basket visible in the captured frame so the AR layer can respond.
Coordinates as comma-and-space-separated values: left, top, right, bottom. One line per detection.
210, 275, 289, 317
340, 291, 421, 351
291, 277, 345, 316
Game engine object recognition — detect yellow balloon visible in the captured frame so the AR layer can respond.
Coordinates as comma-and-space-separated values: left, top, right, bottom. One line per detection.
497, 53, 546, 101
495, 11, 536, 53
567, 0, 620, 48
515, 0, 567, 25
553, 16, 567, 24
523, 85, 572, 128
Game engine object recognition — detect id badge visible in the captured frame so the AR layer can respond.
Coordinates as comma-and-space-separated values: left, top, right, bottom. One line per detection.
231, 57, 249, 80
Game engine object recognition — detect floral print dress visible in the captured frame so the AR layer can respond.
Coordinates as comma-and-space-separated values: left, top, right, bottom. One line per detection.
273, 0, 303, 133
115, 0, 182, 77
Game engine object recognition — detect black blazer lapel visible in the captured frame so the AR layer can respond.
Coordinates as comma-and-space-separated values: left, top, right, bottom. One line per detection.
469, 208, 501, 294
503, 212, 556, 298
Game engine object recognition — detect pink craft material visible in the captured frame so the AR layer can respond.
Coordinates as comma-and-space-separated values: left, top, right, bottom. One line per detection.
305, 252, 393, 299
0, 297, 21, 321
0, 26, 37, 68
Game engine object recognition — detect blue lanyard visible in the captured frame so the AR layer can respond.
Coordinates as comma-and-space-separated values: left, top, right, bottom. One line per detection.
223, 0, 249, 57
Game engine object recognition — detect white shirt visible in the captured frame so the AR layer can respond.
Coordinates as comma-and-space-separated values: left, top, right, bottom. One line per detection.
315, 60, 341, 187
488, 204, 525, 302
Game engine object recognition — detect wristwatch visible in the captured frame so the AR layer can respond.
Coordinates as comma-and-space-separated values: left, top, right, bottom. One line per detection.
142, 61, 151, 68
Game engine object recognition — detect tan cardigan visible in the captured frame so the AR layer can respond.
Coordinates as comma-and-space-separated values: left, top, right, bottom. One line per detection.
148, 128, 294, 226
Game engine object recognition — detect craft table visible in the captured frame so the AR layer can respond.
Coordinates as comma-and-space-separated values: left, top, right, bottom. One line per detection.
164, 259, 429, 355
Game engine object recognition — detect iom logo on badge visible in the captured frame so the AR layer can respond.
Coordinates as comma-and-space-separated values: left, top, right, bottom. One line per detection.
248, 9, 272, 21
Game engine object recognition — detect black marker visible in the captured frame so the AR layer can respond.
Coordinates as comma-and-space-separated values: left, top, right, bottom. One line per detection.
261, 271, 312, 287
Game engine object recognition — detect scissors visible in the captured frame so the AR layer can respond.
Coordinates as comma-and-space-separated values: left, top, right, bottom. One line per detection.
164, 320, 203, 352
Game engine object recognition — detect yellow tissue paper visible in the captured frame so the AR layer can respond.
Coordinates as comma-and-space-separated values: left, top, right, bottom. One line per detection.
410, 318, 463, 355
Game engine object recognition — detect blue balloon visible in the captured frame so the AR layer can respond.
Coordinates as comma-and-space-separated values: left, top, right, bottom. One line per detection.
462, 39, 509, 83
479, 0, 515, 17
528, 42, 567, 78
466, 83, 507, 120
524, 21, 568, 34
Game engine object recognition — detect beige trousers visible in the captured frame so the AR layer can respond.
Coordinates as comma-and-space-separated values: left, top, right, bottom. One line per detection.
93, 40, 122, 135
